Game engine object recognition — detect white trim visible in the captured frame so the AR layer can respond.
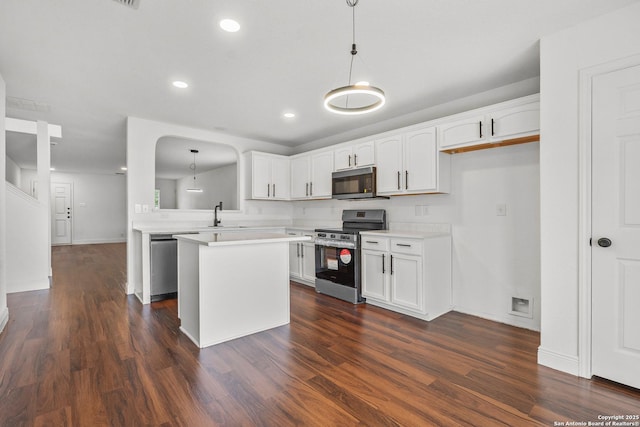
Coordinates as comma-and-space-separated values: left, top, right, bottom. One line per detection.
0, 307, 8, 334
537, 346, 580, 376
5, 117, 62, 139
69, 238, 127, 245
7, 278, 50, 294
578, 53, 640, 380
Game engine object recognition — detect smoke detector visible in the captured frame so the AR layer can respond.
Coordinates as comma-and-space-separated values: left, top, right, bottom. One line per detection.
112, 0, 140, 9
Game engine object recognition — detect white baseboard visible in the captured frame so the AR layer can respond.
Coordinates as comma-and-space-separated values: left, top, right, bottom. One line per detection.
537, 346, 580, 376
7, 278, 50, 294
69, 238, 126, 245
452, 306, 540, 332
0, 306, 9, 334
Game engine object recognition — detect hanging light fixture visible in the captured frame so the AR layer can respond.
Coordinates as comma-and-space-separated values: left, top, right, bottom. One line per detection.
324, 0, 386, 115
186, 149, 203, 193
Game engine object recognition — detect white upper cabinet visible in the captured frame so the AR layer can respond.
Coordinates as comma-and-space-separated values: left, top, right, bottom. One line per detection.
490, 101, 540, 139
334, 141, 375, 171
438, 94, 540, 152
438, 115, 487, 149
290, 150, 333, 199
375, 127, 450, 196
245, 152, 290, 200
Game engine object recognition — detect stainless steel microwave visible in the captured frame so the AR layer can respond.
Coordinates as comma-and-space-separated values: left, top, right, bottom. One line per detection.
332, 166, 377, 199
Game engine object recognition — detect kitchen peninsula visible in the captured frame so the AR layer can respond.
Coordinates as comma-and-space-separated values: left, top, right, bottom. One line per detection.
174, 231, 311, 348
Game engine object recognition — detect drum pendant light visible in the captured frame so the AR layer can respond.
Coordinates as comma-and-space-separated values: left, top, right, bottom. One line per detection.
324, 0, 386, 115
186, 149, 203, 193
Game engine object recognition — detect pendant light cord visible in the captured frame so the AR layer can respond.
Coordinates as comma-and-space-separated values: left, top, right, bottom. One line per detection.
346, 0, 359, 107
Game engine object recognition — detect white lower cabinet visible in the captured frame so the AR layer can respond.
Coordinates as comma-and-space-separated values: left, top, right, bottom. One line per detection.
361, 233, 451, 321
288, 230, 316, 286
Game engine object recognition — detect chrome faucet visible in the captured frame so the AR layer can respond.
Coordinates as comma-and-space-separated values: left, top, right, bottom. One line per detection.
213, 201, 223, 227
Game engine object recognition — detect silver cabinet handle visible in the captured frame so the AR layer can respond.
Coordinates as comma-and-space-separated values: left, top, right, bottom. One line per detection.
267, 183, 270, 197
397, 171, 401, 190
396, 243, 412, 247
310, 182, 313, 196
354, 153, 358, 166
390, 254, 394, 275
382, 253, 385, 274
405, 171, 408, 190
348, 154, 351, 167
296, 243, 300, 257
479, 120, 483, 138
300, 244, 304, 258
273, 183, 276, 197
305, 182, 309, 196
365, 240, 379, 244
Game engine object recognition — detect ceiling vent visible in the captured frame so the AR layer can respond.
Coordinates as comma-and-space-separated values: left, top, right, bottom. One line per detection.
112, 0, 140, 9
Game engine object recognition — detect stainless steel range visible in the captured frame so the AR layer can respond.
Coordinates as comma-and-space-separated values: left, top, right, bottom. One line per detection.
315, 209, 387, 303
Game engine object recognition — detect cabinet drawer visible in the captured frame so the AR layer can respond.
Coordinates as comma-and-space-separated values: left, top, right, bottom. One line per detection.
361, 237, 390, 251
390, 239, 422, 255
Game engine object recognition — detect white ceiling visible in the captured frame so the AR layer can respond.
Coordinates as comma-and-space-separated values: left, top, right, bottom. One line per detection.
1, 0, 637, 174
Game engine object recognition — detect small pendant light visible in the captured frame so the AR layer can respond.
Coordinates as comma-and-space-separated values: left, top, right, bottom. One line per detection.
324, 0, 386, 115
186, 149, 203, 193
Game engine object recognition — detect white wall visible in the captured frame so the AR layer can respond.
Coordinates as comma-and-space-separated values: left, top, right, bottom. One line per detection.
175, 163, 237, 210
5, 155, 19, 187
292, 143, 541, 330
0, 72, 8, 332
539, 2, 640, 376
155, 178, 176, 209
49, 171, 127, 244
6, 184, 50, 293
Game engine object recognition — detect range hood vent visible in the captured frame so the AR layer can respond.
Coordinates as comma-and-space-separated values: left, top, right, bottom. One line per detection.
112, 0, 140, 9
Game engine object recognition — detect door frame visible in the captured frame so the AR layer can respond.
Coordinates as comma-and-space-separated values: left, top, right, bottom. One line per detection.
577, 54, 640, 379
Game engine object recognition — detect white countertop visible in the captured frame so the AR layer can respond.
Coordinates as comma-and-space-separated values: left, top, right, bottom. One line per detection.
174, 232, 312, 247
133, 225, 285, 234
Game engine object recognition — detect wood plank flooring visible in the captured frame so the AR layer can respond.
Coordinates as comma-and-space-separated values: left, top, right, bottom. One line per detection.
0, 243, 638, 426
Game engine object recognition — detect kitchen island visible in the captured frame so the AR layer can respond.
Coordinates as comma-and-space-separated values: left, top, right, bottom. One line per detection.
174, 231, 311, 348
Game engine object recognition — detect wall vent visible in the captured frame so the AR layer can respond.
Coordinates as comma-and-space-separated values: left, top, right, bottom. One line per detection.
112, 0, 140, 10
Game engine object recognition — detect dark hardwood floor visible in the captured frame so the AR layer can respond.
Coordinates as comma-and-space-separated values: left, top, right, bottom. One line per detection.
0, 243, 638, 426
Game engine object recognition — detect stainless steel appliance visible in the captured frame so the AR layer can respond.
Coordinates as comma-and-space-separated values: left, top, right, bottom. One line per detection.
150, 234, 178, 301
315, 209, 387, 303
332, 166, 377, 199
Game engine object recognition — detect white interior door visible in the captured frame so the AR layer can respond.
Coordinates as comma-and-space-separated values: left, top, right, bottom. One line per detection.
591, 64, 640, 389
51, 182, 72, 245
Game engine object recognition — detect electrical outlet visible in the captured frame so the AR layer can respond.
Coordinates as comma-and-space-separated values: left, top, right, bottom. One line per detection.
496, 204, 507, 216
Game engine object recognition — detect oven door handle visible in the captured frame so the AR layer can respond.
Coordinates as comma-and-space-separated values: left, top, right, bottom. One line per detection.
314, 241, 356, 249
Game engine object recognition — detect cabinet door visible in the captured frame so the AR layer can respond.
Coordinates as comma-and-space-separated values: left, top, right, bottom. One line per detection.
390, 253, 423, 312
301, 242, 317, 283
489, 101, 539, 140
438, 115, 486, 149
362, 250, 388, 301
271, 156, 290, 200
289, 242, 301, 278
375, 136, 403, 195
252, 154, 271, 199
404, 127, 437, 192
290, 156, 310, 199
353, 141, 375, 167
310, 151, 333, 198
334, 146, 353, 171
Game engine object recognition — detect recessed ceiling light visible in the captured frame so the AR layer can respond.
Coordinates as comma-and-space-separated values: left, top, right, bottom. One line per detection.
50, 167, 55, 171
220, 19, 240, 32
172, 81, 189, 89
283, 112, 296, 119
121, 166, 128, 171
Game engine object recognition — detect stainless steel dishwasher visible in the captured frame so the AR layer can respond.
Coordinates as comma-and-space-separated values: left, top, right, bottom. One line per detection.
150, 234, 178, 301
